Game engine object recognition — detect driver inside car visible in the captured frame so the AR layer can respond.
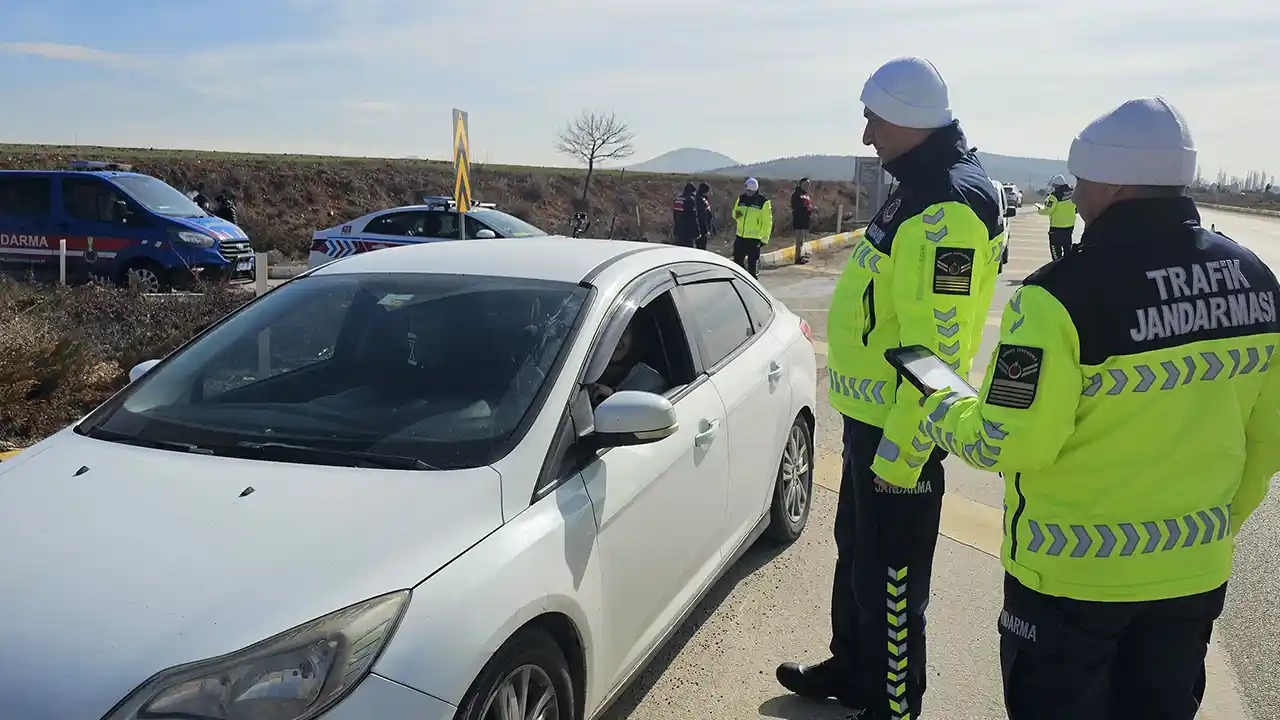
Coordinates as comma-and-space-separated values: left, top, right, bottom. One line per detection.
588, 323, 667, 405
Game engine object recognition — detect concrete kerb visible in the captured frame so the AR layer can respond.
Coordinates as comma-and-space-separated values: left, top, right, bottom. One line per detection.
759, 228, 865, 269
1200, 203, 1280, 218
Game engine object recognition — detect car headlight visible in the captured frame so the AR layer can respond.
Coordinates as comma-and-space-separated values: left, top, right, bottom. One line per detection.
104, 590, 410, 720
174, 231, 215, 247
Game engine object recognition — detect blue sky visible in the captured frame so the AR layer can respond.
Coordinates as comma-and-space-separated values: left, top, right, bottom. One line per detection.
0, 0, 1276, 180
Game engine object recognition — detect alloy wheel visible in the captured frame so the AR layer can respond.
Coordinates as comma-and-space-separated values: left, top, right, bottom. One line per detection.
780, 424, 811, 524
479, 664, 560, 720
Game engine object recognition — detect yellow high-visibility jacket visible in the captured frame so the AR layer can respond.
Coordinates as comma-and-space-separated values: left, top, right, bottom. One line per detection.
825, 123, 1005, 485
733, 192, 772, 243
891, 197, 1280, 602
1039, 192, 1077, 229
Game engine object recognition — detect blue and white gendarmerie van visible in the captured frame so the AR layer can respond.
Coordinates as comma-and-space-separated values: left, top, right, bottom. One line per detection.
308, 195, 548, 268
0, 161, 255, 291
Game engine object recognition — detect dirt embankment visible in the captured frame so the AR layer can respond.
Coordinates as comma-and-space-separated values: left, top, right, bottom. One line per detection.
1, 146, 861, 258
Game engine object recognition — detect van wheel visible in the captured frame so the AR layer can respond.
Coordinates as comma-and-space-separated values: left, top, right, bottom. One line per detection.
764, 415, 813, 544
456, 627, 576, 720
120, 260, 170, 293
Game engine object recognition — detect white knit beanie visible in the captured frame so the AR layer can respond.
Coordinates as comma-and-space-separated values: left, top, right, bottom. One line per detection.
859, 57, 953, 130
1068, 97, 1196, 186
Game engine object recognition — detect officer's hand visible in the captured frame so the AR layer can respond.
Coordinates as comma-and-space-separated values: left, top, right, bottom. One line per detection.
873, 476, 892, 491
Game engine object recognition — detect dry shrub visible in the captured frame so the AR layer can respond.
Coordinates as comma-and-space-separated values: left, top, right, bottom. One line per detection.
0, 277, 248, 449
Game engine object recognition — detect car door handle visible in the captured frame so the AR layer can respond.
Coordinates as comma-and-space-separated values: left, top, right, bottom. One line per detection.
694, 418, 720, 446
768, 361, 784, 382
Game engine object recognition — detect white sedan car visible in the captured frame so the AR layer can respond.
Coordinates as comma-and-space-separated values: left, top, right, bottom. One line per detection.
309, 200, 551, 268
0, 237, 818, 720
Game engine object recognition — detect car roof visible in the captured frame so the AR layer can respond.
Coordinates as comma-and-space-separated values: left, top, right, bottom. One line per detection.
309, 237, 733, 284
0, 169, 151, 180
365, 204, 509, 215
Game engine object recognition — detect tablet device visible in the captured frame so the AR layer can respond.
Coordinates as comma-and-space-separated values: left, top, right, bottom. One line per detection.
884, 345, 979, 398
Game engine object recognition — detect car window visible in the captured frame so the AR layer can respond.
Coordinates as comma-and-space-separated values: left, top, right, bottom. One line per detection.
732, 278, 774, 333
62, 178, 128, 223
79, 272, 590, 470
466, 209, 547, 238
0, 177, 52, 217
679, 279, 754, 368
423, 211, 460, 238
111, 175, 206, 218
363, 211, 428, 236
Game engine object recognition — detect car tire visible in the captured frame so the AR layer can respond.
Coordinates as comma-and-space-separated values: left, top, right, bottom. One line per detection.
456, 627, 577, 720
119, 259, 170, 293
764, 414, 813, 544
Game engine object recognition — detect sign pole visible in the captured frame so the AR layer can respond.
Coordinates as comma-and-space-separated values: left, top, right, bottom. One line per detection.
452, 108, 472, 241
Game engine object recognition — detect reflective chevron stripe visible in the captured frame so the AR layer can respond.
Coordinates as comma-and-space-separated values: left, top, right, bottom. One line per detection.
1082, 345, 1274, 397
853, 240, 885, 274
1024, 504, 1231, 558
876, 437, 900, 463
828, 369, 888, 404
934, 306, 961, 343
1008, 289, 1027, 335
885, 566, 910, 719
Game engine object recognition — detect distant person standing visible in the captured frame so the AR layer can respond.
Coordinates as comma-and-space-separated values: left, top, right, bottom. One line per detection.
671, 182, 704, 247
1039, 174, 1078, 259
695, 182, 716, 250
214, 193, 240, 225
791, 177, 815, 265
732, 177, 772, 277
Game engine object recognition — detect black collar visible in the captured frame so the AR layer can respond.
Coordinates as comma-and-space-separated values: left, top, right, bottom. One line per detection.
1080, 196, 1201, 247
882, 122, 969, 183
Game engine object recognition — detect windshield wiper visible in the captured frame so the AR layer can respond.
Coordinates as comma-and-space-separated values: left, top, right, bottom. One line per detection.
231, 441, 436, 471
82, 426, 215, 455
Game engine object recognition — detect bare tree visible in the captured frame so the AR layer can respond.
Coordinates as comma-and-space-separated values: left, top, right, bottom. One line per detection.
555, 110, 635, 202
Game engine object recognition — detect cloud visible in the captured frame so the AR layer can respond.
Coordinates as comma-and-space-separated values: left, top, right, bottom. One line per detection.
0, 41, 146, 70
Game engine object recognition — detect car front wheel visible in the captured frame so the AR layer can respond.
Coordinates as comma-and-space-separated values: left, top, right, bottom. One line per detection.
456, 627, 577, 720
764, 415, 813, 544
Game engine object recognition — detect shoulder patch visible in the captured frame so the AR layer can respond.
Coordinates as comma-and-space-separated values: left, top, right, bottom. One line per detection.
933, 247, 975, 295
987, 344, 1043, 409
880, 198, 901, 224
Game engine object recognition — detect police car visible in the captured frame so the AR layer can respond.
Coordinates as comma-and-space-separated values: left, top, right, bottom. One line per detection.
308, 196, 550, 268
0, 161, 255, 291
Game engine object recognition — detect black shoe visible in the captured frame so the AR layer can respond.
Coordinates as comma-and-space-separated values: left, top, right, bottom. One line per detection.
775, 659, 865, 709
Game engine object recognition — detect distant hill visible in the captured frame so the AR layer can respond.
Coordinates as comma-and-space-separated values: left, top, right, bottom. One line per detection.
628, 148, 740, 175
706, 152, 1070, 190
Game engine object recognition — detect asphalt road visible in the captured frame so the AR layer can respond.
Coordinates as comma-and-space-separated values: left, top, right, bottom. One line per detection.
599, 204, 1279, 720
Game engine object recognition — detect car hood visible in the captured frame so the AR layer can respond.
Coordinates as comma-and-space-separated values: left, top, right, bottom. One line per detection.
173, 215, 249, 241
0, 431, 503, 719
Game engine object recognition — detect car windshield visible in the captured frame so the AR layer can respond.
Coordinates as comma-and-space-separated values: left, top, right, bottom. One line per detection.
468, 209, 548, 238
77, 272, 590, 470
111, 175, 209, 218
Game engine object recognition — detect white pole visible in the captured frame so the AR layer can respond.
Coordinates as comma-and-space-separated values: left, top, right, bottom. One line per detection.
254, 252, 268, 296
836, 203, 843, 234
59, 238, 67, 285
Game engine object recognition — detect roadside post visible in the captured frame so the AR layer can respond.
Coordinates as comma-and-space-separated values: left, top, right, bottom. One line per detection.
59, 238, 67, 285
453, 108, 471, 241
836, 203, 843, 233
254, 253, 268, 296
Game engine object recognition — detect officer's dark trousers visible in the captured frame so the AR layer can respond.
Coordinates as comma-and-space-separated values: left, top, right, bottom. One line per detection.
733, 236, 762, 277
831, 415, 946, 719
1049, 227, 1073, 260
1000, 573, 1228, 720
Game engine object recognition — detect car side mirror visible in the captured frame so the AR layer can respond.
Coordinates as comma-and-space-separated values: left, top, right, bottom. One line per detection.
474, 229, 497, 239
1005, 206, 1017, 218
590, 391, 678, 448
128, 358, 161, 383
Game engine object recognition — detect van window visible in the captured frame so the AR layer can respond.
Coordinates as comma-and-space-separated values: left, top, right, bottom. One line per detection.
0, 177, 52, 217
112, 175, 207, 219
62, 178, 128, 223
